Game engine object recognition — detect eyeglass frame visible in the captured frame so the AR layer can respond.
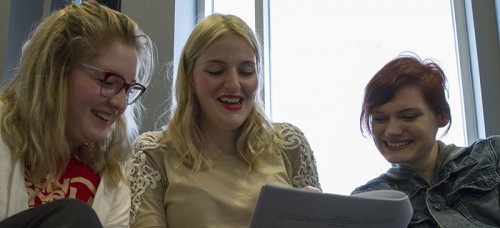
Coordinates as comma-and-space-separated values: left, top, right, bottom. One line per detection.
78, 63, 146, 105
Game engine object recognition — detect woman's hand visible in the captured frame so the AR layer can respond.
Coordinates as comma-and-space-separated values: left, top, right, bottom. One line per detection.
302, 185, 322, 193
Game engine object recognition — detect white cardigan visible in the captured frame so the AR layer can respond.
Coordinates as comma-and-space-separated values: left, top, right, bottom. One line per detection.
0, 126, 130, 227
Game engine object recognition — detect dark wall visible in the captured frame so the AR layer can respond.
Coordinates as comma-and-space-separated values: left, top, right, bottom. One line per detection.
96, 0, 121, 11
3, 0, 44, 86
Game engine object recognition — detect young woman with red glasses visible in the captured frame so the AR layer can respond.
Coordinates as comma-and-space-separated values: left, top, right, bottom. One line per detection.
0, 1, 154, 227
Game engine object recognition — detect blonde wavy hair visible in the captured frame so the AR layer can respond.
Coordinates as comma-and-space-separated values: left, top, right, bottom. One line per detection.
164, 14, 276, 171
0, 0, 155, 186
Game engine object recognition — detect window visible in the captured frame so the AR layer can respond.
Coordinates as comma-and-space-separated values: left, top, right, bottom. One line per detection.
207, 0, 467, 194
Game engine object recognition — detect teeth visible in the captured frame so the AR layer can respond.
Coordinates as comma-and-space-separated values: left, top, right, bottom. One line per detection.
219, 97, 241, 104
93, 110, 111, 121
386, 141, 410, 147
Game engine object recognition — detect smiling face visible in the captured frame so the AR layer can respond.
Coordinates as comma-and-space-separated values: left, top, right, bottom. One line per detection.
66, 41, 138, 149
192, 33, 258, 134
371, 86, 447, 172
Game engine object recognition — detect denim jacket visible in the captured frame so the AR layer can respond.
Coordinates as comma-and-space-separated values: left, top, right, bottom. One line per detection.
352, 136, 500, 227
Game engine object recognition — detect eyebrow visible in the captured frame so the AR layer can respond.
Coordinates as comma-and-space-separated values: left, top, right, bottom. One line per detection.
203, 59, 256, 65
372, 107, 422, 114
80, 63, 137, 83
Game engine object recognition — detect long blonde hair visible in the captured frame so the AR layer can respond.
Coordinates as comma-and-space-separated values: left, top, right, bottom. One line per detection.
165, 14, 276, 171
0, 1, 155, 185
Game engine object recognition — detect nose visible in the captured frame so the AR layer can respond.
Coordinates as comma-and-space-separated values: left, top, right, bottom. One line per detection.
108, 89, 127, 114
384, 119, 403, 137
224, 69, 242, 91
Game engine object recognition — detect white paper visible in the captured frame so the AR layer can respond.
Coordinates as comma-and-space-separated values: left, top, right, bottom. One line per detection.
249, 184, 413, 228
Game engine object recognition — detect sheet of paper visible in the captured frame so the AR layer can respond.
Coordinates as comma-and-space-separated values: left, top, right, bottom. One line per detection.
249, 184, 413, 228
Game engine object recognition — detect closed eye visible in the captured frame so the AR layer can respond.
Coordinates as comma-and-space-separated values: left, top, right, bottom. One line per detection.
239, 70, 255, 77
101, 74, 123, 88
101, 80, 116, 88
400, 114, 419, 122
206, 70, 223, 76
372, 117, 389, 123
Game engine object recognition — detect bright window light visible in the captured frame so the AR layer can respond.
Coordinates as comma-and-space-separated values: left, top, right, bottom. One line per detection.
208, 0, 466, 195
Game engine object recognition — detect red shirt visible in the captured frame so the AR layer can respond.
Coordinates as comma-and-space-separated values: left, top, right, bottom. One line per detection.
25, 156, 101, 207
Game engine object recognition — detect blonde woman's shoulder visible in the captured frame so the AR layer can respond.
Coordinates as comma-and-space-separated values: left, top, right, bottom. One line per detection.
133, 131, 164, 151
272, 122, 305, 135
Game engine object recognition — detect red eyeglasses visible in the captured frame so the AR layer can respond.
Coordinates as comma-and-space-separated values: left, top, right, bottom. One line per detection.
79, 63, 146, 105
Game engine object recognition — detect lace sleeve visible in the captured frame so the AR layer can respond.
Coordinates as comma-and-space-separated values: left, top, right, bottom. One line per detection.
128, 133, 163, 225
277, 123, 321, 190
